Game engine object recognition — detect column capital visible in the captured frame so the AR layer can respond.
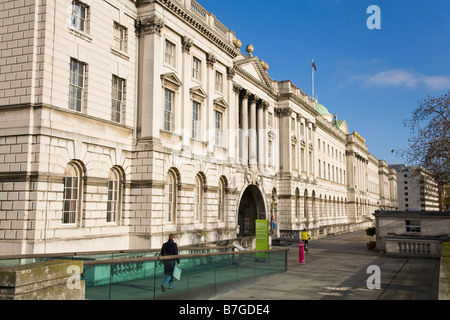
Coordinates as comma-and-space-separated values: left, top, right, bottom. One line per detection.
227, 65, 236, 80
248, 94, 258, 104
136, 15, 164, 36
233, 82, 242, 93
181, 36, 194, 53
206, 52, 216, 68
240, 89, 251, 100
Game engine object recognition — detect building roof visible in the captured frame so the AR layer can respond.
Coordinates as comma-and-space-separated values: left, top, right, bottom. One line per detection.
374, 210, 450, 218
315, 102, 332, 116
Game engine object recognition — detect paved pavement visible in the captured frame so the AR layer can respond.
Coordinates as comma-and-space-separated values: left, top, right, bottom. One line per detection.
213, 230, 441, 300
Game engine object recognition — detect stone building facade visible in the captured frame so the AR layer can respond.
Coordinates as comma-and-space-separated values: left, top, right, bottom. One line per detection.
0, 0, 397, 255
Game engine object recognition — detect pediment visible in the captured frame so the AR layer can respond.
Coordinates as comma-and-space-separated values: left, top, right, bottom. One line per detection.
190, 86, 207, 101
336, 120, 349, 134
234, 57, 272, 91
213, 97, 229, 112
161, 72, 183, 89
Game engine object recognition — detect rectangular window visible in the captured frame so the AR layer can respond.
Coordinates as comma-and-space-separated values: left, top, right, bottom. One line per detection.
192, 57, 201, 81
165, 40, 175, 67
111, 76, 125, 123
192, 101, 201, 140
301, 148, 305, 171
69, 58, 86, 112
71, 0, 88, 32
164, 89, 174, 131
63, 176, 78, 224
268, 140, 272, 166
113, 22, 127, 52
406, 220, 421, 233
292, 144, 296, 169
215, 71, 223, 93
291, 117, 296, 132
268, 112, 273, 128
215, 111, 223, 146
107, 180, 118, 222
318, 160, 321, 177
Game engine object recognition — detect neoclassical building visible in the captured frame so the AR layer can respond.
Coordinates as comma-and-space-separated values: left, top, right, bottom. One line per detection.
0, 0, 397, 255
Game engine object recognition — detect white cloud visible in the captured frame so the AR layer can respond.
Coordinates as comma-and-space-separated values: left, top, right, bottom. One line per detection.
356, 69, 450, 91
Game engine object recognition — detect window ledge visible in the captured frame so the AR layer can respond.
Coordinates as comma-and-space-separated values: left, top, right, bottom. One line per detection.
68, 27, 93, 43
111, 47, 130, 61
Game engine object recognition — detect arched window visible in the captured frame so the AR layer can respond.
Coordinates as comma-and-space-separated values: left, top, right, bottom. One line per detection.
165, 170, 177, 222
107, 167, 122, 223
62, 161, 83, 224
194, 174, 204, 222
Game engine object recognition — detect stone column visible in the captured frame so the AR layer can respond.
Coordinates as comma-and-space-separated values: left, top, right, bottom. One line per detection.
136, 15, 164, 139
240, 89, 249, 165
249, 94, 257, 165
232, 83, 241, 164
257, 100, 264, 169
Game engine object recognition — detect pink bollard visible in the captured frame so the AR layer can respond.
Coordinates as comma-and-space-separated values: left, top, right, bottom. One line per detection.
299, 242, 305, 264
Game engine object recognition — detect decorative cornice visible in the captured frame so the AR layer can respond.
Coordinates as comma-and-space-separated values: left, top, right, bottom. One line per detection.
154, 0, 240, 58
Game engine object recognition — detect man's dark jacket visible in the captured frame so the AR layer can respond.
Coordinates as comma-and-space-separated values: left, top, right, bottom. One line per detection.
161, 239, 180, 275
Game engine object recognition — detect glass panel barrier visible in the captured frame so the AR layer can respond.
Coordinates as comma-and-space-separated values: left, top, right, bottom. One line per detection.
0, 248, 287, 300
82, 249, 288, 300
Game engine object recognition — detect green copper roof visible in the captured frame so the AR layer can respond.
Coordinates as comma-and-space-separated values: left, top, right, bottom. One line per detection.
334, 119, 345, 128
315, 102, 332, 116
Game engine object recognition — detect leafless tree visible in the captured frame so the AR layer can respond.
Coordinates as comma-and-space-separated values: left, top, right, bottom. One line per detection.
402, 90, 449, 187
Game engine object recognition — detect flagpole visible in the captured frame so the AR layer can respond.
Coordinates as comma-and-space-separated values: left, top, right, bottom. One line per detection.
312, 59, 315, 101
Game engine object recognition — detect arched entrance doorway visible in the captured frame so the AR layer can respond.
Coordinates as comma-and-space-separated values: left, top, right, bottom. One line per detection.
237, 185, 266, 236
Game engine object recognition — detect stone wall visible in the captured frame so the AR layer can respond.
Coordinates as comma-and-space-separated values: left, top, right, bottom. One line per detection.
0, 260, 84, 300
439, 241, 450, 300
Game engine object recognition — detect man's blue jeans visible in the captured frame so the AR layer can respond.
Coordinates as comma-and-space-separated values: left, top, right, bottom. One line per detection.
162, 274, 174, 289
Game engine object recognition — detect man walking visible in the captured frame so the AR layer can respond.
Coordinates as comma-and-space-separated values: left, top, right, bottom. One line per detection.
160, 234, 180, 291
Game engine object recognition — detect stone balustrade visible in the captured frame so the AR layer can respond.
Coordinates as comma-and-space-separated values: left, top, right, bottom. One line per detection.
385, 236, 446, 258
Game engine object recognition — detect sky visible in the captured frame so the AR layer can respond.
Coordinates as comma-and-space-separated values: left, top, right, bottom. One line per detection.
200, 0, 450, 165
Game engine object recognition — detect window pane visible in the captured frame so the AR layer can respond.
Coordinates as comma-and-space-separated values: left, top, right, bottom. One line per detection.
69, 59, 84, 112
164, 89, 173, 131
111, 76, 124, 123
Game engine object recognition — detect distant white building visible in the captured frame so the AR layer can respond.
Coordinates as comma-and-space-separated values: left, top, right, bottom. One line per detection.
390, 164, 439, 211
0, 0, 397, 255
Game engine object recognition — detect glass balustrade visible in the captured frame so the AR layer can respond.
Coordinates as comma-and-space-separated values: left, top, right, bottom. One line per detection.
83, 249, 288, 300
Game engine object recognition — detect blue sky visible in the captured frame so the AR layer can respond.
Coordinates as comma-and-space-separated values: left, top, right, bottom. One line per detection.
200, 0, 450, 165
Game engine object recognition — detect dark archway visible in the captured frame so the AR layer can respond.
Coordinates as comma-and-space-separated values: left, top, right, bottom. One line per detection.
237, 185, 266, 236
